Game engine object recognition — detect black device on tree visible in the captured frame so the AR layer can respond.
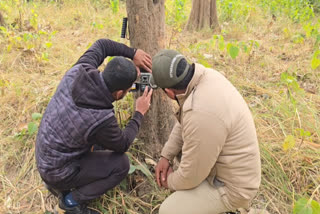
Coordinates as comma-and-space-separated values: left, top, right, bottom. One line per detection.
131, 69, 158, 92
121, 17, 128, 38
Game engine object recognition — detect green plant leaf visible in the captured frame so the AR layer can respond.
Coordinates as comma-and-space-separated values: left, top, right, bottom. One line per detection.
218, 36, 225, 51
41, 52, 49, 61
311, 200, 320, 213
282, 135, 295, 151
28, 122, 38, 135
311, 57, 320, 70
227, 44, 239, 59
294, 198, 312, 214
32, 113, 42, 120
136, 164, 153, 178
128, 164, 136, 174
297, 128, 311, 137
45, 42, 52, 48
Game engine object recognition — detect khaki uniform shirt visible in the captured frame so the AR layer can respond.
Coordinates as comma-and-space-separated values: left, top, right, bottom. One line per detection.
161, 64, 261, 209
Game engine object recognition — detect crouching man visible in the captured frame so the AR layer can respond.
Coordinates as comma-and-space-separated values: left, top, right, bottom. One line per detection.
152, 50, 261, 214
35, 39, 153, 214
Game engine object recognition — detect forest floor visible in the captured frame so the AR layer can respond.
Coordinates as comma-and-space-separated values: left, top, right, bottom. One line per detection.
0, 0, 319, 213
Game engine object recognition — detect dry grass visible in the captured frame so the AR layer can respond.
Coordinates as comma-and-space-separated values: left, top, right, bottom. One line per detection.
0, 0, 319, 213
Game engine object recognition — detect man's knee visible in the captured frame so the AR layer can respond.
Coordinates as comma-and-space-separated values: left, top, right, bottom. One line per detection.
159, 197, 174, 214
115, 153, 130, 177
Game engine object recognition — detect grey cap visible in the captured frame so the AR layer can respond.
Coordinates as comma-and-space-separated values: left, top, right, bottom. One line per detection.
151, 49, 189, 88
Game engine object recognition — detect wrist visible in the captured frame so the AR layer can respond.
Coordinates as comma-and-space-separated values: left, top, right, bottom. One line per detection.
133, 48, 137, 57
136, 109, 145, 116
160, 156, 172, 165
160, 156, 169, 161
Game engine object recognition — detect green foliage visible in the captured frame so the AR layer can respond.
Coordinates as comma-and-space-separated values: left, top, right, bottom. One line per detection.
128, 164, 136, 174
308, 0, 320, 13
27, 122, 38, 135
292, 34, 305, 44
227, 43, 239, 59
294, 198, 320, 214
311, 50, 320, 70
30, 7, 38, 30
165, 0, 188, 30
303, 22, 320, 39
173, 0, 187, 23
257, 0, 314, 22
218, 0, 255, 22
282, 135, 295, 151
14, 112, 42, 140
280, 72, 304, 105
127, 151, 154, 181
0, 1, 57, 64
28, 112, 42, 136
211, 35, 260, 59
296, 128, 311, 141
110, 0, 119, 14
129, 163, 153, 178
92, 22, 104, 30
32, 112, 42, 120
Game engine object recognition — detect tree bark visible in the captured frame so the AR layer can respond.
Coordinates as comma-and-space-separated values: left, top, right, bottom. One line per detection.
126, 0, 176, 158
0, 11, 4, 26
186, 0, 219, 31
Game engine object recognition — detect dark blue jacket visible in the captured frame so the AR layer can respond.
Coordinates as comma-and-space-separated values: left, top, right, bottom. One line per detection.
35, 39, 143, 184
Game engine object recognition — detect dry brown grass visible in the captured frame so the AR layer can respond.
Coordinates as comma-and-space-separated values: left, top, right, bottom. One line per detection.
0, 0, 319, 213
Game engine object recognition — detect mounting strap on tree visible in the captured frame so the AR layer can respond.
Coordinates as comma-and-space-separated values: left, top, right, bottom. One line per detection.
120, 17, 128, 39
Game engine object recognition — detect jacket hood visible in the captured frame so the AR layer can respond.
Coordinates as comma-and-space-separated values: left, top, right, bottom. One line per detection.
71, 65, 114, 109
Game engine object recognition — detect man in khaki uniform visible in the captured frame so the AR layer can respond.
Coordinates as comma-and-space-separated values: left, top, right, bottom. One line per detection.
152, 50, 261, 214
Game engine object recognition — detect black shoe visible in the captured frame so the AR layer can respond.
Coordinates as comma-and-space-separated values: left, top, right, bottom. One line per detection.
59, 198, 100, 214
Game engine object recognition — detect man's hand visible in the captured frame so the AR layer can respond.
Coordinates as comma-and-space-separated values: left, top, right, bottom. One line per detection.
133, 49, 152, 73
155, 157, 171, 187
136, 86, 153, 115
160, 166, 173, 189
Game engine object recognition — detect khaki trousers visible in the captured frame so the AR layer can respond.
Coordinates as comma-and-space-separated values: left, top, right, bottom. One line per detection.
159, 180, 232, 214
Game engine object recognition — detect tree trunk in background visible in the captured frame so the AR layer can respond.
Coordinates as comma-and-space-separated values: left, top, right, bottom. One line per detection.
186, 0, 219, 31
126, 0, 176, 158
0, 11, 4, 26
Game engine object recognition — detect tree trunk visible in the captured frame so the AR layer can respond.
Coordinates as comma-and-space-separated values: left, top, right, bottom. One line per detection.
126, 0, 176, 158
0, 11, 4, 26
186, 0, 219, 31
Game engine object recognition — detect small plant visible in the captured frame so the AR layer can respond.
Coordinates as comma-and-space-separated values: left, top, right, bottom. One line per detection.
165, 0, 188, 31
30, 8, 38, 30
226, 43, 239, 59
14, 112, 42, 140
91, 22, 104, 30
110, 0, 119, 14
28, 112, 42, 135
311, 50, 320, 70
257, 0, 314, 22
218, 0, 254, 23
293, 196, 320, 214
211, 35, 259, 60
128, 153, 153, 179
282, 135, 295, 152
280, 72, 304, 105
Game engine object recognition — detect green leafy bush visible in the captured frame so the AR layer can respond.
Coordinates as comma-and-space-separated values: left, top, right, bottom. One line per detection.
218, 0, 255, 22
257, 0, 314, 22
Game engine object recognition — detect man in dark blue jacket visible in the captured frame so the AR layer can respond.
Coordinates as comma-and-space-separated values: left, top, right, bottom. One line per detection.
35, 39, 153, 214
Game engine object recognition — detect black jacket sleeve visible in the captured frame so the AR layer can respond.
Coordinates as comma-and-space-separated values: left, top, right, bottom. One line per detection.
88, 111, 143, 153
75, 39, 136, 68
